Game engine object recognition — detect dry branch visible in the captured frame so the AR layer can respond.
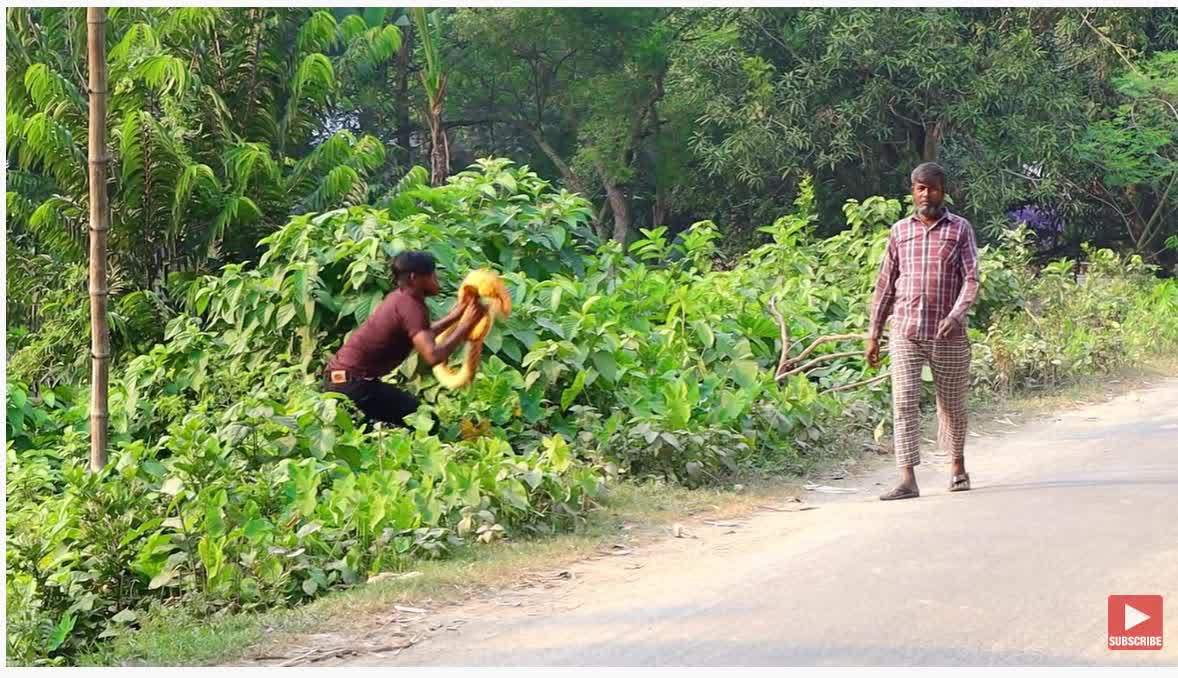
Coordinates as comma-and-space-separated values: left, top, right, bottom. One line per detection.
776, 349, 865, 380
820, 372, 890, 394
781, 333, 868, 370
767, 295, 791, 376
765, 297, 886, 394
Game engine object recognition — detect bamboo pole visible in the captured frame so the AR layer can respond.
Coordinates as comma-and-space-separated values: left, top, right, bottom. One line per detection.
87, 7, 110, 471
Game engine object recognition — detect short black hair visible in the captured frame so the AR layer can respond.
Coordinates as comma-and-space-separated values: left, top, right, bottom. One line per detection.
390, 251, 436, 281
911, 162, 947, 189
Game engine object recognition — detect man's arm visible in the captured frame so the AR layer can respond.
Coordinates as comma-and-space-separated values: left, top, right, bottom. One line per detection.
868, 231, 900, 342
430, 299, 469, 335
945, 222, 980, 326
413, 304, 486, 367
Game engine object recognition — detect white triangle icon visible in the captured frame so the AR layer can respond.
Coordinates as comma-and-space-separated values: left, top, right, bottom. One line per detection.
1124, 604, 1151, 631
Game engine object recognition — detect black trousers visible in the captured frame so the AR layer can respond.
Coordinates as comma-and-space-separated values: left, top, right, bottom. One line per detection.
322, 377, 419, 429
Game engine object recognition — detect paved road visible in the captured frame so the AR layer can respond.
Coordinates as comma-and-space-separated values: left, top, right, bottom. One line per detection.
342, 379, 1178, 666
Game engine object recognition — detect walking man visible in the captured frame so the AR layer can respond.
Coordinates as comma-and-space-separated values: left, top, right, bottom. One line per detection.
866, 162, 980, 500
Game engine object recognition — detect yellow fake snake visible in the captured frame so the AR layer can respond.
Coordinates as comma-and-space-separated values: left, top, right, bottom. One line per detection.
433, 269, 512, 389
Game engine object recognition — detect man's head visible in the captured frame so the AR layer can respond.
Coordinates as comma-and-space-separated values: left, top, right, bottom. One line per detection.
910, 162, 947, 220
391, 251, 440, 296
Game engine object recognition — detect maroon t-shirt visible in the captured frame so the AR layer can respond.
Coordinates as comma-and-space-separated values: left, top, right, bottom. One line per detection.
327, 289, 431, 379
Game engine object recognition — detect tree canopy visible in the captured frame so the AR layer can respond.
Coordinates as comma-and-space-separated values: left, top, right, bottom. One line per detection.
7, 7, 1178, 347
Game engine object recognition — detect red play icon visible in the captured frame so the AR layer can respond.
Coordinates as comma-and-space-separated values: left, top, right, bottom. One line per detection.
1108, 595, 1163, 650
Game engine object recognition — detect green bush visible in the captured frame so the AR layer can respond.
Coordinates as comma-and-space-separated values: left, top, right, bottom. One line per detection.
8, 161, 1178, 665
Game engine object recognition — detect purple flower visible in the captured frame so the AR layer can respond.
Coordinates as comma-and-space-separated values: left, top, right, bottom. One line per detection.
1007, 204, 1065, 250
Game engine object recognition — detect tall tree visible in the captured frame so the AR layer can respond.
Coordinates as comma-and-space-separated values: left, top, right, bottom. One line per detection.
413, 8, 449, 185
1076, 51, 1178, 259
446, 8, 685, 243
7, 7, 399, 308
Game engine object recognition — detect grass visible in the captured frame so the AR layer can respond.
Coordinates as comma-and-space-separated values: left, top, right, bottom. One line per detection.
969, 354, 1178, 422
78, 357, 1178, 667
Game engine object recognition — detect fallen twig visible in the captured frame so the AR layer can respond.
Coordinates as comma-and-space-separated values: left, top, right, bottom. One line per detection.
278, 647, 333, 667
757, 504, 819, 512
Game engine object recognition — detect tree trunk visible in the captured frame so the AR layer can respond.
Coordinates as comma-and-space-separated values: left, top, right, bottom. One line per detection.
922, 119, 945, 163
1136, 173, 1177, 257
426, 71, 450, 186
602, 175, 632, 244
87, 7, 110, 472
521, 123, 585, 193
650, 194, 669, 229
396, 21, 413, 167
428, 97, 449, 186
595, 199, 612, 240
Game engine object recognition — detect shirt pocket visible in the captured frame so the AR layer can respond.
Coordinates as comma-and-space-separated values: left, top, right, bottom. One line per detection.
936, 234, 960, 262
895, 231, 921, 259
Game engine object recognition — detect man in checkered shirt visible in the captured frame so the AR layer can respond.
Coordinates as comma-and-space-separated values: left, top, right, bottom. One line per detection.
866, 162, 980, 501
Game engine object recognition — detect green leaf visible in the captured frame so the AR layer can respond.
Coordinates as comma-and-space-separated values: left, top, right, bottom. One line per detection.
160, 477, 184, 496
111, 609, 138, 624
590, 351, 618, 383
363, 7, 388, 28
560, 369, 588, 410
276, 305, 298, 329
495, 172, 517, 193
664, 381, 694, 430
500, 337, 523, 363
729, 360, 760, 390
37, 544, 75, 572
549, 225, 567, 250
483, 329, 502, 353
47, 614, 76, 652
148, 553, 186, 590
500, 480, 531, 510
544, 434, 572, 472
693, 321, 716, 349
243, 519, 272, 541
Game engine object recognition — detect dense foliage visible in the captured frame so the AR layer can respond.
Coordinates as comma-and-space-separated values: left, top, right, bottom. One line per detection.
8, 160, 1178, 664
8, 10, 1178, 351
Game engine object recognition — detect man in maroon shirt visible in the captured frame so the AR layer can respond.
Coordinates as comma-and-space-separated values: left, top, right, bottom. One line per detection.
323, 251, 486, 428
866, 163, 980, 500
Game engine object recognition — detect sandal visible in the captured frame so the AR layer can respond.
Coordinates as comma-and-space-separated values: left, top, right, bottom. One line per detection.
879, 485, 920, 501
949, 473, 971, 492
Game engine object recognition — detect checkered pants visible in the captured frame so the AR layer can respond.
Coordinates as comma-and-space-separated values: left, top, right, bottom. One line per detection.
888, 336, 971, 468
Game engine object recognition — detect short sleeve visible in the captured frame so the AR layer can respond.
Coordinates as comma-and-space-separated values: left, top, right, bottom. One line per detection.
398, 296, 430, 339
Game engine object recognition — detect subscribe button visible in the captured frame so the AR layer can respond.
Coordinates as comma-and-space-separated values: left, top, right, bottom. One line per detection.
1108, 595, 1163, 650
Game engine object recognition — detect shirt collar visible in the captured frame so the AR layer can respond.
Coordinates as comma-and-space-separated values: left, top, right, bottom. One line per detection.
911, 209, 953, 230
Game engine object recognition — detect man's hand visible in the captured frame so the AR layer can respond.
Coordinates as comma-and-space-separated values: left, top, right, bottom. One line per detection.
469, 300, 488, 322
936, 316, 959, 340
452, 295, 474, 315
865, 338, 882, 369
